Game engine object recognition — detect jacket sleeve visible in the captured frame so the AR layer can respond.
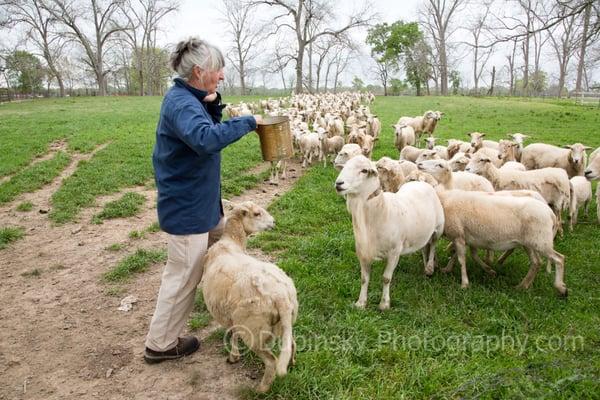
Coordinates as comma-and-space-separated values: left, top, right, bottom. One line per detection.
171, 102, 257, 155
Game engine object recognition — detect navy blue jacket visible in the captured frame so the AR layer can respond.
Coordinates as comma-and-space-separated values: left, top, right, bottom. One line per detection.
153, 78, 256, 234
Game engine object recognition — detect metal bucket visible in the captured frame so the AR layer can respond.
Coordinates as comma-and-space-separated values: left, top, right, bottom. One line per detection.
256, 116, 293, 161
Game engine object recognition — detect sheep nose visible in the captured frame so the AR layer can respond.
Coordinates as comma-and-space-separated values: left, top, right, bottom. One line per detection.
585, 170, 591, 177
335, 181, 344, 188
497, 154, 502, 159
417, 162, 423, 169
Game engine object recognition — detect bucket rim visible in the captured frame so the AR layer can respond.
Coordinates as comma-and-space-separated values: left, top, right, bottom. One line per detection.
257, 116, 289, 126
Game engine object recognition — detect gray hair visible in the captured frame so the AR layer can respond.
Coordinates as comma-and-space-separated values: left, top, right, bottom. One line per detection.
170, 37, 225, 80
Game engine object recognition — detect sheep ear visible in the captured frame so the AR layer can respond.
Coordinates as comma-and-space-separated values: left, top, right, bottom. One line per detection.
562, 145, 572, 149
465, 153, 472, 159
507, 133, 514, 139
481, 133, 486, 137
482, 157, 491, 163
584, 146, 592, 150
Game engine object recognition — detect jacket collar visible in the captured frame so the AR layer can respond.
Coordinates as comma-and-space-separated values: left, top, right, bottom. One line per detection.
174, 78, 208, 102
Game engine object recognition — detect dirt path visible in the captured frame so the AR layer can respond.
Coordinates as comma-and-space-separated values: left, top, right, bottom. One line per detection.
0, 157, 304, 400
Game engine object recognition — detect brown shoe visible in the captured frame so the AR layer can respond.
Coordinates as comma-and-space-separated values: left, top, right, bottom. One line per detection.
144, 336, 200, 364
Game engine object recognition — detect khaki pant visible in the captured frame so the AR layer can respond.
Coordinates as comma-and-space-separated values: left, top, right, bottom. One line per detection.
145, 218, 225, 352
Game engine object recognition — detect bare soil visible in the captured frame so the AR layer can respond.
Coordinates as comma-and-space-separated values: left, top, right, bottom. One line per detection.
0, 154, 305, 400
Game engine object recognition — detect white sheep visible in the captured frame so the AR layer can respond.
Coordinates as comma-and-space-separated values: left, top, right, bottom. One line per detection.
500, 161, 527, 171
498, 139, 520, 164
361, 134, 377, 159
319, 128, 345, 167
466, 152, 573, 235
507, 133, 530, 160
447, 139, 472, 159
202, 201, 298, 393
424, 137, 449, 160
335, 155, 445, 310
448, 152, 470, 172
436, 188, 566, 295
398, 159, 418, 177
584, 147, 600, 223
569, 176, 592, 229
400, 145, 424, 163
521, 142, 591, 178
398, 110, 442, 146
415, 149, 441, 163
334, 143, 363, 171
375, 157, 406, 192
417, 159, 494, 192
393, 124, 416, 154
298, 132, 321, 168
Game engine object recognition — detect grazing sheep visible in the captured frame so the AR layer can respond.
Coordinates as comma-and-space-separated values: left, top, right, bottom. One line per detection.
417, 159, 494, 192
376, 157, 406, 192
466, 152, 573, 235
468, 132, 499, 152
393, 124, 416, 154
584, 147, 600, 223
569, 176, 592, 229
521, 143, 591, 178
334, 143, 363, 170
202, 202, 298, 393
335, 155, 445, 310
435, 188, 566, 295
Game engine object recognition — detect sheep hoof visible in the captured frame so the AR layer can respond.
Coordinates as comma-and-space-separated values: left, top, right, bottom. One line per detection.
425, 267, 434, 277
461, 282, 470, 289
486, 269, 497, 277
256, 384, 270, 393
515, 283, 529, 290
227, 355, 241, 364
354, 300, 366, 309
556, 286, 568, 298
378, 302, 390, 311
441, 267, 453, 274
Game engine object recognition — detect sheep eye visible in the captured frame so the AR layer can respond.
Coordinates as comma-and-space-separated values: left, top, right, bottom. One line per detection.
254, 212, 261, 217
361, 169, 368, 174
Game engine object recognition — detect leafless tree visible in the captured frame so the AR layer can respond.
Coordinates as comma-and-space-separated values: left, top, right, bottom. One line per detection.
220, 0, 266, 95
119, 0, 178, 96
254, 0, 375, 94
419, 0, 467, 95
575, 1, 595, 92
506, 36, 519, 95
464, 1, 495, 93
1, 0, 70, 96
42, 0, 126, 96
546, 3, 580, 96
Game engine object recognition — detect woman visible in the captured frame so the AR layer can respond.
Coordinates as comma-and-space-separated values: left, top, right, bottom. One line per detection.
144, 37, 261, 363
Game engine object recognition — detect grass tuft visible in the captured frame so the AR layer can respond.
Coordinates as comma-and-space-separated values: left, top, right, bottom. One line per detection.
103, 248, 166, 282
0, 226, 25, 249
16, 201, 34, 212
92, 192, 146, 224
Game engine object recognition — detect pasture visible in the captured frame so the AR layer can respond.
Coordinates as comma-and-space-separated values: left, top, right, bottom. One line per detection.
1, 95, 600, 399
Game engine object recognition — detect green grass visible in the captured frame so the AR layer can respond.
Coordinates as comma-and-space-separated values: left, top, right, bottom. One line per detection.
105, 243, 125, 252
16, 201, 34, 212
0, 151, 71, 204
189, 290, 211, 331
245, 96, 600, 398
0, 226, 25, 249
92, 192, 146, 224
103, 248, 166, 282
21, 268, 42, 277
0, 95, 266, 223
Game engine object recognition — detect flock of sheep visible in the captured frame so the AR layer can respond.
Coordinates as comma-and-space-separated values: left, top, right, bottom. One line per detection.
199, 92, 599, 392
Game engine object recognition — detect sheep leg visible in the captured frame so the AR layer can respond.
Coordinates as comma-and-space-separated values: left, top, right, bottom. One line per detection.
496, 249, 515, 266
254, 348, 277, 393
227, 330, 242, 364
469, 246, 496, 277
554, 207, 564, 237
290, 338, 297, 367
548, 249, 567, 296
379, 251, 401, 311
355, 258, 372, 309
517, 248, 540, 290
455, 239, 469, 289
424, 234, 438, 276
584, 199, 590, 217
442, 252, 456, 273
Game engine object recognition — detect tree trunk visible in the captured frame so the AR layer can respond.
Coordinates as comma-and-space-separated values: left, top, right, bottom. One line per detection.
487, 66, 495, 96
295, 41, 305, 94
575, 2, 591, 93
440, 38, 448, 95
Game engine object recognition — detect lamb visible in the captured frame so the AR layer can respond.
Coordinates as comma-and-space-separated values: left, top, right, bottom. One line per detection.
415, 149, 441, 163
366, 115, 381, 138
201, 201, 298, 392
393, 124, 416, 153
468, 132, 499, 152
361, 134, 377, 159
466, 152, 573, 235
584, 147, 600, 223
507, 133, 530, 160
569, 176, 592, 229
335, 155, 445, 310
472, 146, 503, 167
298, 132, 321, 168
498, 139, 520, 164
435, 188, 566, 295
334, 143, 363, 170
521, 142, 591, 178
447, 139, 472, 159
448, 152, 470, 171
375, 157, 406, 192
417, 159, 494, 192
318, 127, 344, 167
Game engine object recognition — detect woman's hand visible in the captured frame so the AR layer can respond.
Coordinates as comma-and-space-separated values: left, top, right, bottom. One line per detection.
203, 92, 218, 102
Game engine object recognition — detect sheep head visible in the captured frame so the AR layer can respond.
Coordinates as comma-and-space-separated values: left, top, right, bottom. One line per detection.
417, 159, 451, 182
498, 140, 519, 162
405, 170, 439, 187
231, 201, 275, 234
563, 143, 591, 167
425, 136, 436, 150
334, 143, 362, 171
335, 155, 379, 197
584, 154, 600, 180
465, 153, 492, 175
